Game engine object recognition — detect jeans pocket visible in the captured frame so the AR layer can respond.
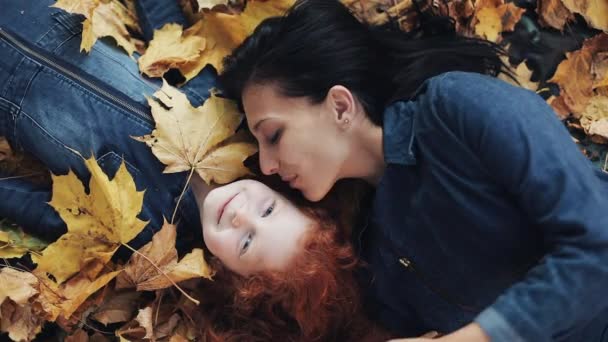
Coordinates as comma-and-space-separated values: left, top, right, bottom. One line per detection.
96, 151, 142, 181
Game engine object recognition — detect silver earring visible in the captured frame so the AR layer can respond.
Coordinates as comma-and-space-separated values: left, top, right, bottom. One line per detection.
344, 119, 350, 124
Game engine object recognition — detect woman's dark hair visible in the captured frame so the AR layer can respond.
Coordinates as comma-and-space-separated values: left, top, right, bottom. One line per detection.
219, 0, 509, 125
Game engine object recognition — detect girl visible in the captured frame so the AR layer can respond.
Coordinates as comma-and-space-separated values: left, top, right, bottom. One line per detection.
219, 0, 608, 341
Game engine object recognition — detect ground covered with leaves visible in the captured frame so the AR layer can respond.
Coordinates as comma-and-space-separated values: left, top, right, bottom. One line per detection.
0, 0, 607, 341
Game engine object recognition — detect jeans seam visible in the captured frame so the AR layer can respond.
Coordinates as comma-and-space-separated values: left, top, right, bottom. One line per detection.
93, 44, 160, 94
39, 67, 153, 130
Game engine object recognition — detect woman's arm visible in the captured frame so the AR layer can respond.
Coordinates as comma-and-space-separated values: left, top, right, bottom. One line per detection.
421, 72, 608, 342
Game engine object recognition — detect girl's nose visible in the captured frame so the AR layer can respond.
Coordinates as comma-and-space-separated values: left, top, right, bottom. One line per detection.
230, 207, 252, 228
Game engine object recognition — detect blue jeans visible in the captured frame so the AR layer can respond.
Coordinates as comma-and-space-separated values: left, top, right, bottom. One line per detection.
0, 0, 217, 251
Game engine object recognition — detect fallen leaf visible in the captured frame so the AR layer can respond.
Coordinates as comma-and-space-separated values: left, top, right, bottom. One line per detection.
499, 58, 539, 91
138, 24, 206, 78
52, 0, 98, 17
136, 306, 154, 340
53, 0, 142, 56
176, 0, 294, 80
549, 34, 608, 118
560, 0, 608, 31
116, 221, 212, 291
65, 329, 89, 342
0, 268, 38, 305
548, 95, 572, 119
32, 157, 147, 284
40, 267, 122, 322
133, 81, 256, 185
474, 0, 525, 42
0, 223, 49, 259
536, 0, 573, 30
197, 0, 230, 10
0, 300, 45, 342
92, 290, 141, 325
581, 96, 608, 141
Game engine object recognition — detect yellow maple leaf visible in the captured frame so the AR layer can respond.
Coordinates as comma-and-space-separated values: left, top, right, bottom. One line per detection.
53, 0, 142, 56
560, 0, 608, 31
164, 0, 294, 81
133, 81, 256, 185
138, 23, 206, 78
116, 221, 212, 292
549, 34, 608, 117
32, 157, 147, 284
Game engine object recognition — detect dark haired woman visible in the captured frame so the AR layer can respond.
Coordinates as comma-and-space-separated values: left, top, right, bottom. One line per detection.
219, 0, 608, 341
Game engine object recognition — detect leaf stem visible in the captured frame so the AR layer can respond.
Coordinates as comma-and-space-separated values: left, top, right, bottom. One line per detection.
120, 242, 199, 305
171, 167, 196, 224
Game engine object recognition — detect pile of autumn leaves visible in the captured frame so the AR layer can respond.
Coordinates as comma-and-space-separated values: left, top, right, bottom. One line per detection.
1, 0, 608, 341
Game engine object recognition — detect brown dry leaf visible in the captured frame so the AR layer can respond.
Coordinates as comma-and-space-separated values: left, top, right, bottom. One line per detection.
32, 157, 147, 284
473, 0, 525, 42
92, 290, 141, 325
53, 0, 142, 56
177, 0, 294, 80
343, 0, 400, 24
138, 24, 206, 78
580, 96, 608, 141
116, 221, 212, 291
592, 52, 608, 90
27, 263, 118, 324
548, 95, 572, 119
560, 0, 608, 31
500, 58, 539, 91
0, 137, 51, 186
549, 33, 608, 118
65, 329, 89, 342
0, 300, 45, 342
0, 268, 38, 305
133, 81, 256, 185
536, 0, 574, 30
136, 306, 154, 339
445, 0, 476, 34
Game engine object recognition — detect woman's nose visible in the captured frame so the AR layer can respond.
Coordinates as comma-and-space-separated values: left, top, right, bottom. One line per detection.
259, 146, 279, 175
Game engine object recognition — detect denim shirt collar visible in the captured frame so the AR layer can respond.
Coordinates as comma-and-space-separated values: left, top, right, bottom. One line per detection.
382, 100, 418, 165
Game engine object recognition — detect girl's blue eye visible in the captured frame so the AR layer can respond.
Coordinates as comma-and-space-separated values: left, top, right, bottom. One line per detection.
262, 201, 275, 217
241, 233, 253, 255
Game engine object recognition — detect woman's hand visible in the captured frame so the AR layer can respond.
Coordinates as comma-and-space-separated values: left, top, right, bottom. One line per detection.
388, 323, 491, 342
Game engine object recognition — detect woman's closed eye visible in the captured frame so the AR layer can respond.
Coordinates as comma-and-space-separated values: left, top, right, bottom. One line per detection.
268, 129, 282, 145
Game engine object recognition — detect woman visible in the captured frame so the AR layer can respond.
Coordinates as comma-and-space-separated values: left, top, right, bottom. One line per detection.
0, 1, 391, 341
219, 0, 608, 341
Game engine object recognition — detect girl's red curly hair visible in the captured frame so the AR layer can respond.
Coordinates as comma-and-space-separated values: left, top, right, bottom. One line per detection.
195, 180, 390, 341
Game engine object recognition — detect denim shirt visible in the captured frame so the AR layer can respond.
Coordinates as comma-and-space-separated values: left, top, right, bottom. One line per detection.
360, 71, 608, 341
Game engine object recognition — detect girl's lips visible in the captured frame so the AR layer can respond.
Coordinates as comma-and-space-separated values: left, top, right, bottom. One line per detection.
217, 192, 239, 224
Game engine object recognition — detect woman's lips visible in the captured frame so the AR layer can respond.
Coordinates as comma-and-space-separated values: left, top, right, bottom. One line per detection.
217, 192, 239, 224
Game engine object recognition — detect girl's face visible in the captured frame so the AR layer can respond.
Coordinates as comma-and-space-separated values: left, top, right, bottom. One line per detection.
242, 83, 350, 202
201, 179, 314, 276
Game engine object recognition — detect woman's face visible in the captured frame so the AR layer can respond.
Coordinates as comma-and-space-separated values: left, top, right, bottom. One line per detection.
242, 83, 350, 202
201, 179, 315, 276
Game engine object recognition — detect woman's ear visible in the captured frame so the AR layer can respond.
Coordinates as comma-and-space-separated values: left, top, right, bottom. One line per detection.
326, 85, 355, 127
